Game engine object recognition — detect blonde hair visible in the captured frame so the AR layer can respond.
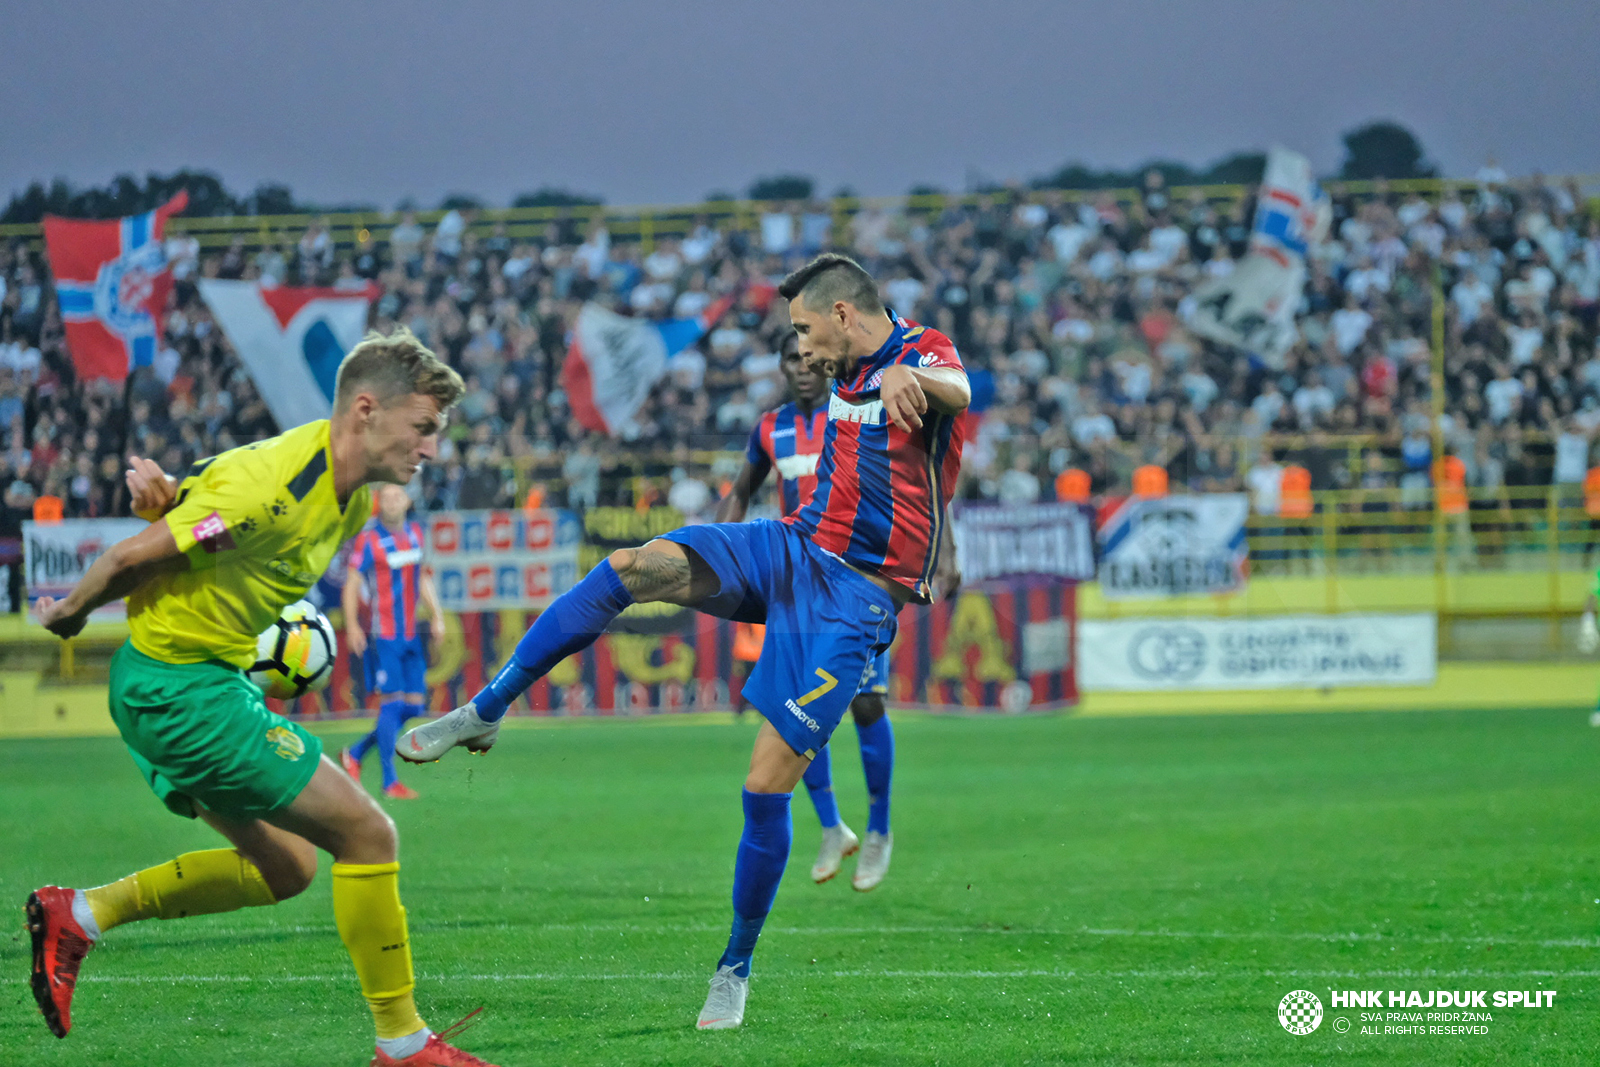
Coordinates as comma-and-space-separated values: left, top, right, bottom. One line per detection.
333, 326, 465, 414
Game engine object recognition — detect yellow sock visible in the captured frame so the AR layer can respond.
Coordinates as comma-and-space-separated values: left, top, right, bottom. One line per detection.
84, 849, 277, 933
332, 861, 426, 1040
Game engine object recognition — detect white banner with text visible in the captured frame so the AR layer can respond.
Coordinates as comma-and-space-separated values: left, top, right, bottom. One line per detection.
1079, 613, 1437, 691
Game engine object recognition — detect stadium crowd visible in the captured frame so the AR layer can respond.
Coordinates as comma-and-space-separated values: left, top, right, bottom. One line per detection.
1, 170, 1598, 549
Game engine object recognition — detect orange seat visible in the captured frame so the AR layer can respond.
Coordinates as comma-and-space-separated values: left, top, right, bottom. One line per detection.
1056, 468, 1090, 503
32, 495, 64, 523
523, 485, 546, 512
1132, 464, 1167, 498
1279, 465, 1313, 518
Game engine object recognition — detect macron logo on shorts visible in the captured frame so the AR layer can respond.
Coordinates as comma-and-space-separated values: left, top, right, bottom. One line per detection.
784, 699, 821, 733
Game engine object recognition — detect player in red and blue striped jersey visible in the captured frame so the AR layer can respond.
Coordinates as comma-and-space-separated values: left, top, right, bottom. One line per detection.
400, 254, 969, 1030
340, 484, 446, 799
719, 333, 959, 891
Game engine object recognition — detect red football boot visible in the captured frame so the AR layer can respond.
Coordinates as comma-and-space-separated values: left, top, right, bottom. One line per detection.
26, 886, 95, 1038
370, 1010, 500, 1066
340, 745, 364, 779
384, 782, 421, 800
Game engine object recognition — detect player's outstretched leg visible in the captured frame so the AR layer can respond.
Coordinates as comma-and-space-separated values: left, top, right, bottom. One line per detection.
850, 695, 894, 892
699, 722, 807, 1031
802, 747, 858, 883
27, 826, 313, 1037
396, 558, 637, 761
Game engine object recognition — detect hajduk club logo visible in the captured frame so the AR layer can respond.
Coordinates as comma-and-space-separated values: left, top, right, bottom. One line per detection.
1278, 990, 1323, 1035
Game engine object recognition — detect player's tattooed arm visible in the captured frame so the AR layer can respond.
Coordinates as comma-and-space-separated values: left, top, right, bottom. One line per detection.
32, 520, 188, 638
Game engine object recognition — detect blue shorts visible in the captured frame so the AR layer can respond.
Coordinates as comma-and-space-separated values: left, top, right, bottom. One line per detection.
365, 636, 427, 698
660, 520, 898, 757
861, 650, 890, 695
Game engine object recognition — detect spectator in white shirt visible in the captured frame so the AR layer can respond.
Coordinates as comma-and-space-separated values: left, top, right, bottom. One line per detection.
1330, 295, 1374, 355
1292, 371, 1336, 424
1484, 364, 1523, 424
1247, 452, 1284, 515
1451, 273, 1494, 326
1072, 400, 1117, 448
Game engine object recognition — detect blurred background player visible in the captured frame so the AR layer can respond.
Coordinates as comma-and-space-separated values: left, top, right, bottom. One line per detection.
24, 330, 499, 1067
718, 333, 959, 891
399, 254, 969, 1031
342, 483, 447, 800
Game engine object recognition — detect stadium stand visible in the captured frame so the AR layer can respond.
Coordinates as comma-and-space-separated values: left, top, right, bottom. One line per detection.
0, 173, 1597, 609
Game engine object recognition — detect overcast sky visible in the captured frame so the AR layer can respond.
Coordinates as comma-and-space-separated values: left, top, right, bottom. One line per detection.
6, 0, 1598, 209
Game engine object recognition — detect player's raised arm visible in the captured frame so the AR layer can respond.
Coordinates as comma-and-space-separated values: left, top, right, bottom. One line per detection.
32, 520, 187, 639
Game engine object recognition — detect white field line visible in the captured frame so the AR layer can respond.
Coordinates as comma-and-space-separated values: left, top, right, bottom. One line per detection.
82, 967, 1600, 986
107, 921, 1600, 951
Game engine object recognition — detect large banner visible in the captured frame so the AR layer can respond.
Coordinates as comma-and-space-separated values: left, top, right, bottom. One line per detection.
426, 509, 582, 612
951, 502, 1095, 585
199, 280, 378, 430
1078, 613, 1437, 691
1097, 494, 1248, 598
23, 519, 147, 620
44, 192, 188, 383
1187, 146, 1329, 361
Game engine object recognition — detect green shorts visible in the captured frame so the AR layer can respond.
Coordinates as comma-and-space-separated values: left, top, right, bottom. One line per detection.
109, 641, 323, 820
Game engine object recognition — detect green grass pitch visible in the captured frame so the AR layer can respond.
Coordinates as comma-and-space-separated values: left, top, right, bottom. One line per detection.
3, 707, 1598, 1065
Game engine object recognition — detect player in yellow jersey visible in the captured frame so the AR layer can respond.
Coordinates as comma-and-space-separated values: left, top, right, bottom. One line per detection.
24, 328, 502, 1067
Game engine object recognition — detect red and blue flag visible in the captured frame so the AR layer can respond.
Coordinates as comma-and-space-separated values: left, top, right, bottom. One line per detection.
42, 192, 188, 383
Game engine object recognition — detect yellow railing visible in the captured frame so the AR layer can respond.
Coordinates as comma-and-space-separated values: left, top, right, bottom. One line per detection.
5, 175, 1592, 253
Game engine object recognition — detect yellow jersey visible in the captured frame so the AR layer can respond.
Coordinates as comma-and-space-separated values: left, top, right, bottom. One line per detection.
127, 420, 373, 668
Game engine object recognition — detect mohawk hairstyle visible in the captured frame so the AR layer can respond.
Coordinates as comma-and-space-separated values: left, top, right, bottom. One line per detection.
777, 253, 883, 315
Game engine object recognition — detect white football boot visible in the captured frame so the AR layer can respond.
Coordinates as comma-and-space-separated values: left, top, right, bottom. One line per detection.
851, 831, 893, 892
696, 964, 748, 1030
395, 704, 500, 763
810, 822, 860, 883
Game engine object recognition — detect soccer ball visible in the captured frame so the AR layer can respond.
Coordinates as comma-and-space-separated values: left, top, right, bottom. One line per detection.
249, 600, 336, 699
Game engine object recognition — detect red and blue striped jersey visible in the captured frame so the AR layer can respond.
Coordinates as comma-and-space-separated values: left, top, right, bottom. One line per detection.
350, 519, 425, 641
747, 402, 828, 518
788, 316, 966, 604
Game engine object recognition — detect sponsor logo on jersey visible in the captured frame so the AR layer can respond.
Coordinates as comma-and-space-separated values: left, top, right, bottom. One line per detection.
828, 392, 885, 425
385, 548, 423, 567
267, 559, 320, 584
191, 511, 236, 553
774, 453, 821, 479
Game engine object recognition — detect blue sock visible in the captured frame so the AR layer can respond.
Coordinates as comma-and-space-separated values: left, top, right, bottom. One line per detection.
717, 790, 791, 978
801, 746, 840, 828
349, 727, 378, 764
471, 561, 634, 721
857, 716, 894, 835
376, 699, 417, 788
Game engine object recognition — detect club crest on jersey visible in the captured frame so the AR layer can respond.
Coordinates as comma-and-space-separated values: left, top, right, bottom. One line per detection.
265, 726, 306, 760
829, 392, 885, 425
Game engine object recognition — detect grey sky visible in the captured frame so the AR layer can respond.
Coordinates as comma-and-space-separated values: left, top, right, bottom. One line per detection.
6, 0, 1598, 210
